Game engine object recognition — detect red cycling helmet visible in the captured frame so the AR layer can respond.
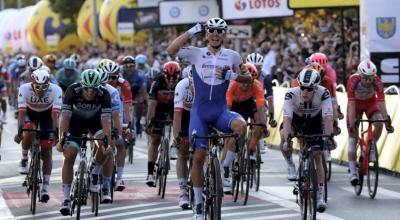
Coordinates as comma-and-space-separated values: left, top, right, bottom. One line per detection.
310, 52, 328, 68
244, 63, 258, 80
163, 61, 181, 76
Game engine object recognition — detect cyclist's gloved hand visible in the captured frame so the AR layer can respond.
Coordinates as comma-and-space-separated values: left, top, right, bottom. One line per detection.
385, 116, 394, 133
145, 123, 152, 135
268, 113, 277, 128
187, 23, 204, 38
337, 105, 344, 120
216, 66, 238, 80
14, 133, 22, 144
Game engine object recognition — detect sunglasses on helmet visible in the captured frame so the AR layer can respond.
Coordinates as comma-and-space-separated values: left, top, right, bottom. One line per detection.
300, 86, 314, 92
33, 83, 49, 90
207, 28, 225, 34
82, 86, 98, 93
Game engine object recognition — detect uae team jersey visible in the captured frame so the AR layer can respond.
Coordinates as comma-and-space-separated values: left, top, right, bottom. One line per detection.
18, 83, 62, 113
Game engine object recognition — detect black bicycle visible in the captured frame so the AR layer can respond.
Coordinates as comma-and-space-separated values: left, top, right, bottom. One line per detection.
152, 119, 172, 199
189, 126, 239, 220
21, 128, 54, 215
291, 134, 332, 220
61, 132, 108, 220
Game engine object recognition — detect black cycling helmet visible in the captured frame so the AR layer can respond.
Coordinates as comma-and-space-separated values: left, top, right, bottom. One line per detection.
122, 56, 135, 65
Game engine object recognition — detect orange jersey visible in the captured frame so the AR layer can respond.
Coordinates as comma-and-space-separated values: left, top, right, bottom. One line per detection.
226, 79, 265, 108
291, 76, 336, 99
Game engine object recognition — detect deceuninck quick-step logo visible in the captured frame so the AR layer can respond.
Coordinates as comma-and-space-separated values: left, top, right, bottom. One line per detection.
376, 17, 396, 39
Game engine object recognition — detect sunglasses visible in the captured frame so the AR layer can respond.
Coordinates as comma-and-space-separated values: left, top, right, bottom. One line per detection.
207, 28, 225, 34
124, 64, 135, 68
109, 75, 119, 80
33, 83, 49, 90
300, 86, 314, 92
82, 86, 98, 93
165, 74, 178, 80
362, 75, 374, 81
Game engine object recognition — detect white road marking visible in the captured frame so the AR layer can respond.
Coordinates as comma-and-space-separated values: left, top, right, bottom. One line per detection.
0, 188, 15, 220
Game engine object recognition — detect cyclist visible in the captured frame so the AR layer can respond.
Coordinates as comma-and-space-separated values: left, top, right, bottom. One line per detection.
346, 60, 394, 186
42, 54, 57, 75
309, 52, 337, 88
55, 58, 80, 92
246, 52, 277, 153
226, 63, 267, 164
19, 56, 43, 85
121, 56, 148, 135
167, 17, 252, 219
145, 61, 181, 186
70, 53, 82, 70
135, 54, 150, 76
56, 69, 113, 215
103, 60, 133, 191
0, 60, 9, 122
14, 69, 62, 202
11, 57, 27, 118
281, 68, 334, 212
173, 69, 194, 209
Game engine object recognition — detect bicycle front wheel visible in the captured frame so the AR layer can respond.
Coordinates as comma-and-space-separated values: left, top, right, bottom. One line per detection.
209, 157, 222, 220
30, 151, 40, 215
128, 141, 134, 164
242, 148, 251, 205
76, 161, 86, 220
254, 143, 261, 192
354, 145, 364, 195
161, 138, 169, 199
298, 160, 308, 220
367, 142, 379, 199
307, 152, 317, 220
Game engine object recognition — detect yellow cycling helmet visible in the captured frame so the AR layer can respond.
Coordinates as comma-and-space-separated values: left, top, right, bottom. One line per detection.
98, 58, 113, 69
43, 54, 57, 64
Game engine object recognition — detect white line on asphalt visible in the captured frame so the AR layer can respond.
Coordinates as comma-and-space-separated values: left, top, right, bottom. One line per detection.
0, 188, 14, 220
341, 186, 400, 199
87, 204, 179, 220
236, 213, 299, 220
221, 207, 291, 217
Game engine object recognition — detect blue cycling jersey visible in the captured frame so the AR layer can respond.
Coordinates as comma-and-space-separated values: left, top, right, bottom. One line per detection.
177, 46, 244, 149
103, 84, 121, 112
121, 68, 147, 96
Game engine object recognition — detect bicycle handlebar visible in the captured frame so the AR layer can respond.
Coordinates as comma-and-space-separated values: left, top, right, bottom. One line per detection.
356, 119, 389, 124
247, 122, 266, 128
61, 132, 108, 148
21, 128, 55, 133
151, 119, 173, 125
288, 134, 333, 141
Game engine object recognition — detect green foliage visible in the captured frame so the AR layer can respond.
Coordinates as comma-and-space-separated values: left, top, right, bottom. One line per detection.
48, 0, 84, 35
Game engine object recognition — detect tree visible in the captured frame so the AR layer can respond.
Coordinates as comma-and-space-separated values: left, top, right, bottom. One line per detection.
48, 0, 84, 34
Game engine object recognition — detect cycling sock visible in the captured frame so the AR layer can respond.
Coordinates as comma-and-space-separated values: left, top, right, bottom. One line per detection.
92, 161, 102, 175
194, 187, 203, 205
102, 176, 111, 190
223, 150, 236, 167
148, 162, 155, 175
349, 161, 356, 175
117, 166, 124, 180
62, 184, 71, 200
43, 175, 50, 185
178, 178, 188, 195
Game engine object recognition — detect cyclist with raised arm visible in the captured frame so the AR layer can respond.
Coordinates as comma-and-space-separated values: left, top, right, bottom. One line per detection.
173, 69, 194, 209
281, 68, 334, 212
346, 60, 394, 186
145, 61, 181, 186
56, 69, 113, 215
14, 69, 62, 203
102, 60, 133, 191
167, 18, 252, 219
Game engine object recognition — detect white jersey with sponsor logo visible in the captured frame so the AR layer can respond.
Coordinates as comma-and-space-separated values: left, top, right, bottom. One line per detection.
18, 83, 62, 112
174, 78, 193, 111
283, 86, 333, 118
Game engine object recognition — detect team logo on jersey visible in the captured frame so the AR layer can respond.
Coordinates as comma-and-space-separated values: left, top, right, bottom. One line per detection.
376, 17, 396, 39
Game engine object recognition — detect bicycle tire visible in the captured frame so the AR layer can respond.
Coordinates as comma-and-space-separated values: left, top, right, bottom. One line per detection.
367, 142, 379, 199
156, 146, 163, 195
298, 159, 308, 220
255, 143, 261, 192
322, 154, 328, 203
211, 157, 222, 220
232, 148, 244, 202
111, 163, 116, 203
325, 150, 332, 182
161, 138, 169, 199
76, 161, 86, 220
128, 141, 134, 164
187, 157, 194, 209
308, 152, 317, 220
31, 150, 39, 215
243, 148, 251, 205
354, 147, 364, 195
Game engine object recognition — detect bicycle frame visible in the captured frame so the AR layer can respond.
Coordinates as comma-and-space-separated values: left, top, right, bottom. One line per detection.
358, 122, 373, 176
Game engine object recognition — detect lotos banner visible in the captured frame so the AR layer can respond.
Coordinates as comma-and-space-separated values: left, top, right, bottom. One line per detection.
118, 7, 161, 31
222, 0, 293, 20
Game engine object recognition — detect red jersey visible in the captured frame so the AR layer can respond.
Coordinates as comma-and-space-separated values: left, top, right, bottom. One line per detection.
226, 79, 265, 108
116, 78, 132, 104
347, 73, 385, 102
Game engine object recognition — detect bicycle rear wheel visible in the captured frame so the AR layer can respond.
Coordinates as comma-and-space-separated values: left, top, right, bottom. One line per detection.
161, 138, 169, 199
76, 161, 86, 220
307, 152, 317, 220
30, 151, 39, 215
367, 142, 379, 199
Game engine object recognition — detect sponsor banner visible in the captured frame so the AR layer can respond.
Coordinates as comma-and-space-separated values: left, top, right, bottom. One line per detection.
118, 7, 161, 31
288, 0, 359, 9
227, 25, 252, 39
370, 52, 400, 85
138, 0, 161, 8
222, 0, 293, 20
159, 0, 219, 25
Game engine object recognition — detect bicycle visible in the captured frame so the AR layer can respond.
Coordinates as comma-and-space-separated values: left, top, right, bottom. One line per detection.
123, 123, 135, 165
291, 134, 332, 220
21, 127, 54, 215
152, 119, 172, 199
189, 126, 239, 220
233, 122, 265, 205
353, 119, 390, 199
61, 132, 108, 220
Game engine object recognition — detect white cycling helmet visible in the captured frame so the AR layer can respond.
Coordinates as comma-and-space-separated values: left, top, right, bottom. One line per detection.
246, 53, 264, 66
357, 60, 377, 76
31, 69, 50, 84
102, 61, 120, 74
28, 56, 43, 70
39, 65, 51, 74
298, 68, 320, 88
206, 17, 228, 30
